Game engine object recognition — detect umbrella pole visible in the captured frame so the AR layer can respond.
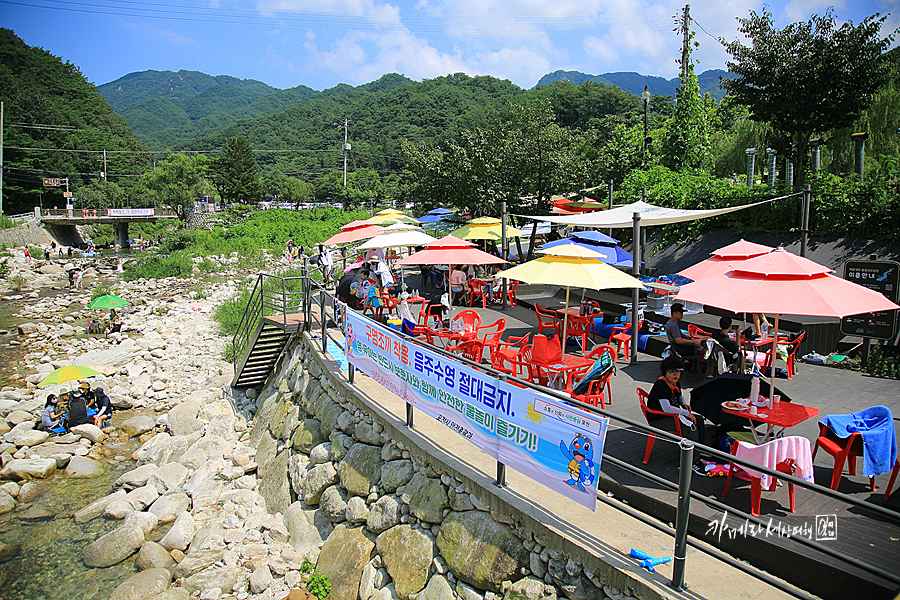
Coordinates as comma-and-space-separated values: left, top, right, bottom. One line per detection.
561, 286, 570, 360
768, 313, 780, 407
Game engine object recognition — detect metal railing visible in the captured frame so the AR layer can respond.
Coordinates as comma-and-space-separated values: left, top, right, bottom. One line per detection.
39, 208, 177, 218
231, 272, 306, 369
275, 273, 900, 598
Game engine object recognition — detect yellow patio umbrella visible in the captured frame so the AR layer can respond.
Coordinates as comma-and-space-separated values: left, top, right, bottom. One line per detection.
501, 244, 645, 357
451, 217, 523, 241
367, 211, 419, 226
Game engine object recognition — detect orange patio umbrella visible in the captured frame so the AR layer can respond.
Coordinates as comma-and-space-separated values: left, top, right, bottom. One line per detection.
678, 239, 774, 282
323, 222, 386, 245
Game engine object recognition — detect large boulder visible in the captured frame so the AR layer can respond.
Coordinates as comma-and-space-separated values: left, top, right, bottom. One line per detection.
376, 525, 434, 600
136, 541, 175, 571
435, 511, 529, 592
116, 464, 160, 489
159, 511, 195, 551
365, 496, 401, 535
418, 575, 455, 600
148, 492, 191, 523
380, 460, 413, 493
1, 458, 57, 480
74, 489, 127, 523
258, 447, 291, 515
303, 462, 337, 505
65, 456, 104, 478
291, 418, 325, 453
317, 524, 375, 600
121, 415, 156, 437
13, 429, 49, 447
148, 462, 190, 493
83, 524, 146, 567
284, 502, 333, 553
173, 549, 225, 578
339, 443, 382, 497
405, 473, 448, 523
70, 423, 105, 444
166, 399, 203, 436
183, 568, 239, 595
179, 437, 230, 470
108, 568, 172, 600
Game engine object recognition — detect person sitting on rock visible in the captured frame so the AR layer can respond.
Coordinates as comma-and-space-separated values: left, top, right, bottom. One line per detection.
41, 394, 65, 434
105, 309, 122, 336
84, 388, 98, 418
92, 387, 112, 429
67, 386, 90, 428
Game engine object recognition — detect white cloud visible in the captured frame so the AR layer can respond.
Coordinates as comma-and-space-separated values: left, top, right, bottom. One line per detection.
583, 36, 620, 66
782, 0, 846, 22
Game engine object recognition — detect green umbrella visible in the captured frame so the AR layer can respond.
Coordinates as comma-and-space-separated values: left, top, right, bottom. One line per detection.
39, 365, 103, 387
87, 294, 130, 310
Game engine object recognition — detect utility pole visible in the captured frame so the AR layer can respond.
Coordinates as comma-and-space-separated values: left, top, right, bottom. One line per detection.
340, 119, 351, 188
0, 101, 4, 216
680, 5, 691, 80
102, 150, 108, 182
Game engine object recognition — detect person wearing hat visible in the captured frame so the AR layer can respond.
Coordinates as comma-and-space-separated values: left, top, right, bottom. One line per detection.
92, 386, 112, 428
665, 303, 707, 364
646, 356, 706, 446
66, 385, 91, 428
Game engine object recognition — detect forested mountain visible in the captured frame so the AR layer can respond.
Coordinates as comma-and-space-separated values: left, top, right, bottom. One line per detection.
0, 28, 150, 214
97, 70, 319, 148
534, 69, 737, 100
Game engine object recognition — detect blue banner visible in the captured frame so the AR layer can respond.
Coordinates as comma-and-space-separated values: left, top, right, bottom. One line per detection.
344, 308, 606, 510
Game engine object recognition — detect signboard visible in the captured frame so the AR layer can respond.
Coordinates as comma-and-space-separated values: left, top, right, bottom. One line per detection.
344, 308, 607, 510
62, 191, 73, 198
841, 260, 899, 339
107, 208, 154, 217
42, 178, 62, 187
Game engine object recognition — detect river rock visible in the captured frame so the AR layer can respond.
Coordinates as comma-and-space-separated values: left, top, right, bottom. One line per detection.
366, 496, 401, 535
257, 448, 290, 514
5, 410, 34, 426
250, 563, 274, 594
339, 443, 382, 497
124, 510, 160, 536
317, 524, 375, 600
108, 567, 172, 600
405, 473, 448, 523
148, 462, 189, 493
147, 590, 189, 600
303, 462, 337, 505
419, 575, 455, 600
148, 492, 190, 523
320, 485, 349, 522
0, 491, 15, 515
70, 423, 105, 444
83, 524, 146, 567
380, 460, 413, 493
117, 463, 160, 488
309, 442, 331, 466
504, 576, 548, 600
291, 418, 325, 453
65, 455, 104, 478
166, 399, 203, 436
183, 568, 239, 594
173, 549, 225, 578
75, 489, 127, 523
137, 543, 175, 573
376, 525, 434, 600
436, 511, 529, 592
284, 502, 333, 553
1, 457, 57, 480
159, 510, 195, 551
346, 496, 369, 523
13, 429, 49, 447
122, 415, 156, 437
179, 436, 230, 470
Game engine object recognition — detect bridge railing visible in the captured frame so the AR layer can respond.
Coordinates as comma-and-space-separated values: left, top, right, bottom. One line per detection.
40, 208, 177, 218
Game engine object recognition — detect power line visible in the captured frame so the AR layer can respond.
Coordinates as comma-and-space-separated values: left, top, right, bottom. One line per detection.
691, 18, 728, 49
6, 145, 341, 154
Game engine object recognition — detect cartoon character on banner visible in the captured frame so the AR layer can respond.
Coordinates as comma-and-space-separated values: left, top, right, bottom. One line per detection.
560, 433, 595, 492
346, 323, 356, 358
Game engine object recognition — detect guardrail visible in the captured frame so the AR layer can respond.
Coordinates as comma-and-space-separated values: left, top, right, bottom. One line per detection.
39, 208, 178, 218
247, 272, 900, 599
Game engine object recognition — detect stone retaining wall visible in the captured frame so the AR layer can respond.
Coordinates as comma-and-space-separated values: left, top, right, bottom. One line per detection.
248, 333, 663, 600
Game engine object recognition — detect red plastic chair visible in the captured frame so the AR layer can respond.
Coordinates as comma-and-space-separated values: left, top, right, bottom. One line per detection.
637, 387, 683, 464
476, 318, 506, 361
723, 438, 800, 517
884, 460, 900, 500
761, 331, 806, 380
610, 320, 643, 361
468, 279, 489, 309
687, 324, 712, 339
419, 303, 443, 327
505, 280, 519, 306
490, 334, 530, 376
565, 344, 616, 409
525, 335, 561, 386
812, 423, 876, 492
565, 315, 594, 353
535, 304, 559, 337
448, 338, 487, 364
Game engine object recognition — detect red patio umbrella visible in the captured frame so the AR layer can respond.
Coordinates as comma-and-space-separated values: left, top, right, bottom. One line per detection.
678, 239, 774, 282
323, 223, 386, 245
676, 247, 900, 398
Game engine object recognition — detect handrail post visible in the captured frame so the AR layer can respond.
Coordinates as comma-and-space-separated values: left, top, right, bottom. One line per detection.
301, 257, 310, 332
282, 276, 287, 326
406, 403, 414, 428
671, 438, 694, 591
320, 288, 327, 354
495, 372, 508, 486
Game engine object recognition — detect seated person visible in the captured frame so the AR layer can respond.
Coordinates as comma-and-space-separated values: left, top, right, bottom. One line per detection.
87, 319, 104, 335
665, 303, 706, 362
92, 387, 112, 428
647, 356, 706, 446
41, 394, 66, 433
66, 387, 91, 428
709, 316, 741, 372
84, 388, 98, 417
449, 266, 469, 305
105, 309, 122, 336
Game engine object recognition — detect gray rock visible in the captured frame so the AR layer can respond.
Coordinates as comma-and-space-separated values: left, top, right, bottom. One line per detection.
320, 485, 349, 522
303, 462, 337, 505
317, 524, 376, 600
83, 524, 146, 567
173, 549, 225, 578
359, 561, 378, 600
65, 456, 104, 478
376, 524, 434, 600
5, 410, 34, 426
419, 575, 455, 600
122, 415, 156, 437
125, 483, 161, 511
159, 511, 195, 551
166, 399, 203, 436
530, 553, 547, 579
0, 457, 57, 480
17, 480, 49, 503
146, 590, 189, 600
124, 510, 159, 536
309, 442, 331, 466
354, 421, 382, 445
108, 567, 172, 600
340, 443, 383, 497
346, 496, 370, 523
504, 577, 546, 600
136, 541, 175, 571
366, 495, 401, 535
188, 476, 224, 515
117, 464, 160, 489
75, 489, 127, 523
456, 582, 483, 600
148, 492, 191, 523
380, 460, 413, 494
188, 521, 226, 554
70, 423, 105, 444
406, 473, 448, 523
183, 568, 239, 594
258, 448, 291, 514
179, 437, 230, 470
330, 431, 355, 461
449, 488, 475, 512
291, 418, 325, 453
0, 491, 15, 515
435, 511, 529, 592
249, 563, 273, 594
13, 429, 49, 447
148, 462, 189, 493
284, 502, 333, 553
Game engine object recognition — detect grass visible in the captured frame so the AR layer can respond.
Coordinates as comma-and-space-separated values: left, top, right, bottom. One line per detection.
0, 215, 17, 230
189, 284, 208, 300
8, 275, 26, 291
123, 252, 193, 281
90, 283, 113, 301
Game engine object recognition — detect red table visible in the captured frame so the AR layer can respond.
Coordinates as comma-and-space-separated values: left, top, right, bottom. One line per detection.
722, 400, 820, 443
531, 354, 593, 390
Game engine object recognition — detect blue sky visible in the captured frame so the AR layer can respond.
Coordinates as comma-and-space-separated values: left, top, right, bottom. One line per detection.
2, 0, 897, 91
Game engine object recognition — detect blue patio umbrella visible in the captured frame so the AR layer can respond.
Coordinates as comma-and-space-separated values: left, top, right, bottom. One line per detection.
572, 231, 619, 245
540, 239, 635, 268
417, 214, 446, 223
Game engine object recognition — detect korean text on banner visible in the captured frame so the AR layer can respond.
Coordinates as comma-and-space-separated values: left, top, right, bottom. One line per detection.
344, 308, 607, 510
107, 208, 154, 217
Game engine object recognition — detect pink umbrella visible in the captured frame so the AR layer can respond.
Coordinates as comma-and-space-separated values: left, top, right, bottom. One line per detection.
678, 239, 773, 282
676, 247, 900, 397
323, 223, 386, 245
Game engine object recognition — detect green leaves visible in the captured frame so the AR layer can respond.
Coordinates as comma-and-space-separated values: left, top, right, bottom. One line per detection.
213, 137, 262, 203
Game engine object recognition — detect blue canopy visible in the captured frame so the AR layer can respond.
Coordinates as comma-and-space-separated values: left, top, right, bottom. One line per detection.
426, 208, 454, 215
572, 230, 619, 245
540, 238, 636, 267
417, 214, 446, 223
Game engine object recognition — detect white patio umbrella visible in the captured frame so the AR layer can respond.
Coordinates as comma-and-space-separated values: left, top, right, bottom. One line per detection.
357, 226, 438, 290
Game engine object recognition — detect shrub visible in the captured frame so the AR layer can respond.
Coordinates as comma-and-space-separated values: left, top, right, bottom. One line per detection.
91, 283, 113, 301
307, 571, 331, 600
213, 286, 253, 336
9, 275, 26, 291
123, 253, 193, 281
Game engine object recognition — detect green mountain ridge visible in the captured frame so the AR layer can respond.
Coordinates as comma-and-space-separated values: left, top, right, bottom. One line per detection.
535, 69, 737, 100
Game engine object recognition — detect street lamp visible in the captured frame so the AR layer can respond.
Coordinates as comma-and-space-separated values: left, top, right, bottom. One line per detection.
641, 85, 651, 162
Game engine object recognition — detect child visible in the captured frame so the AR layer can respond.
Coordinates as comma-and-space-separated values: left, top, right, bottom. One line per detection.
41, 394, 65, 434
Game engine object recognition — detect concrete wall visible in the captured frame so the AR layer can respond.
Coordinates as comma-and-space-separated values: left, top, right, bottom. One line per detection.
0, 219, 83, 249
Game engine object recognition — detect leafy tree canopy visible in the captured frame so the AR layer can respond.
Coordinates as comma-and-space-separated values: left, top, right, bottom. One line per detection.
214, 137, 261, 203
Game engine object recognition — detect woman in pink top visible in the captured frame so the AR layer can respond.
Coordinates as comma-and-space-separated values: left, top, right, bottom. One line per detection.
450, 267, 468, 304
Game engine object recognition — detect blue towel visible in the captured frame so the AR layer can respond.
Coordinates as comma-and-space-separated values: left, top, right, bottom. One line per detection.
820, 406, 898, 477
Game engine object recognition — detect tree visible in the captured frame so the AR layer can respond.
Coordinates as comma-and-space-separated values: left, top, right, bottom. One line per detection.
214, 137, 261, 203
139, 153, 216, 213
723, 9, 897, 188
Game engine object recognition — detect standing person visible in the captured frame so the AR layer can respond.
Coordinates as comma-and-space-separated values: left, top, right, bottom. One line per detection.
75, 268, 84, 290
647, 356, 707, 450
67, 269, 76, 290
665, 303, 706, 363
318, 244, 334, 287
